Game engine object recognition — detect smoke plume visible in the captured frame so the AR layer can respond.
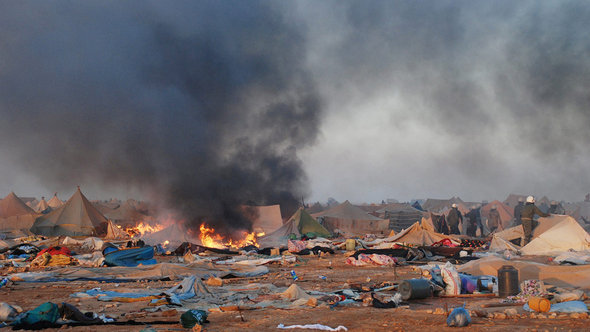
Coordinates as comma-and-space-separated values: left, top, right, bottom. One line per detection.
0, 2, 321, 232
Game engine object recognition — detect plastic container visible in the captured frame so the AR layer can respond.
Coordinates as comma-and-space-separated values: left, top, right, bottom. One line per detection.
399, 278, 433, 300
345, 239, 356, 251
497, 265, 519, 297
528, 296, 551, 312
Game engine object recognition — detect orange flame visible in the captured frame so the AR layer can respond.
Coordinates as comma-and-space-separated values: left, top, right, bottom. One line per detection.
126, 222, 165, 238
199, 223, 265, 249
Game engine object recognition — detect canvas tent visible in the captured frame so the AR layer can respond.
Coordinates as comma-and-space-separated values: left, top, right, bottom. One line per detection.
0, 192, 38, 235
376, 203, 425, 233
0, 192, 36, 218
372, 221, 458, 247
47, 193, 64, 209
422, 197, 468, 215
244, 205, 283, 234
503, 194, 527, 209
30, 187, 108, 236
100, 199, 151, 225
105, 219, 130, 240
258, 208, 330, 247
312, 200, 389, 235
34, 197, 51, 214
520, 216, 590, 255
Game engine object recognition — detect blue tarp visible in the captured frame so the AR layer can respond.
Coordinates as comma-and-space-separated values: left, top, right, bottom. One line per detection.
103, 246, 156, 267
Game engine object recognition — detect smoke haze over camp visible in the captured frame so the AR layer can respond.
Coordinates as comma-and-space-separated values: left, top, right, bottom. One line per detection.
1, 1, 590, 216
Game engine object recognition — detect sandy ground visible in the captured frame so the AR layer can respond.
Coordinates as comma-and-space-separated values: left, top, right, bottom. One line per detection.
0, 252, 589, 331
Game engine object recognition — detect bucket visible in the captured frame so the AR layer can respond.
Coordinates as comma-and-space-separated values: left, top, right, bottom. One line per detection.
399, 278, 433, 301
345, 239, 356, 251
497, 265, 519, 297
528, 297, 551, 313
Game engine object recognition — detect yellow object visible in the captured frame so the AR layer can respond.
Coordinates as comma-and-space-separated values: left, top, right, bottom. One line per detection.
529, 296, 551, 312
345, 239, 356, 251
270, 248, 280, 256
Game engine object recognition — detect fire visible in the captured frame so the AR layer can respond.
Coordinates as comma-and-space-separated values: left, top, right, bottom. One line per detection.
199, 223, 265, 249
126, 222, 165, 238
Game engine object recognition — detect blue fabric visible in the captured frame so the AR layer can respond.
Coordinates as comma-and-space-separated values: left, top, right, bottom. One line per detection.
524, 301, 588, 313
104, 246, 156, 267
459, 274, 477, 294
447, 306, 471, 327
103, 246, 118, 255
12, 302, 59, 327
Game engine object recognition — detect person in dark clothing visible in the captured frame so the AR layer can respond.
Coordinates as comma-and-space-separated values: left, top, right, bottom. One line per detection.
465, 205, 481, 237
549, 201, 565, 215
521, 196, 550, 246
446, 203, 462, 235
436, 214, 449, 235
487, 205, 502, 233
513, 198, 524, 226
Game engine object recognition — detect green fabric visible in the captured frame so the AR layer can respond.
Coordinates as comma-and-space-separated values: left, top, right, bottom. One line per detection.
14, 302, 59, 326
295, 209, 331, 238
180, 309, 208, 328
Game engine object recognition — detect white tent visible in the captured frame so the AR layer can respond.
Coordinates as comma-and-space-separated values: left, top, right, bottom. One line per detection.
520, 216, 590, 255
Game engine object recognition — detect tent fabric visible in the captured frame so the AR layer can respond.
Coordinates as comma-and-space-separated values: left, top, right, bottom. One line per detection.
0, 192, 36, 219
489, 235, 521, 252
422, 197, 469, 215
105, 219, 129, 240
313, 201, 389, 235
47, 193, 64, 209
503, 194, 527, 209
0, 215, 37, 233
30, 188, 108, 237
104, 246, 156, 267
376, 203, 425, 233
481, 200, 514, 229
34, 198, 51, 214
258, 208, 330, 247
494, 215, 567, 242
245, 205, 283, 234
99, 199, 151, 224
520, 216, 590, 255
457, 256, 590, 289
379, 221, 459, 247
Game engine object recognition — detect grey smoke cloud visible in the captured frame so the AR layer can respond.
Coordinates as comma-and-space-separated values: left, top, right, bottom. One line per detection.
0, 1, 320, 232
1, 1, 589, 215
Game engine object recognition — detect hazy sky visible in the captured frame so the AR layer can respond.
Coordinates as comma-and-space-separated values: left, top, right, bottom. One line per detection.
1, 1, 590, 207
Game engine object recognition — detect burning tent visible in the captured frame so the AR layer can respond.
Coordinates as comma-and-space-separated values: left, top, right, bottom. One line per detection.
245, 204, 283, 235
104, 219, 129, 240
142, 223, 197, 248
30, 187, 108, 237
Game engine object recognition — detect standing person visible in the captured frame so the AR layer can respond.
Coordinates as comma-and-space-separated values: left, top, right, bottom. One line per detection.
436, 214, 449, 235
465, 205, 481, 237
549, 201, 565, 215
487, 205, 502, 233
513, 198, 524, 226
447, 203, 463, 235
521, 196, 550, 246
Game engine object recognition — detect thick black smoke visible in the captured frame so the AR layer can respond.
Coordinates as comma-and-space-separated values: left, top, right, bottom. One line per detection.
0, 2, 321, 232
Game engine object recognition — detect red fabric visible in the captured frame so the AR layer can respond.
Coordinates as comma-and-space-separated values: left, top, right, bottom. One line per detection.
36, 246, 72, 258
431, 238, 456, 247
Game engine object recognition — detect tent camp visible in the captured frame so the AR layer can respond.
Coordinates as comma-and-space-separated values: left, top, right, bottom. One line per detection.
244, 205, 283, 234
30, 187, 108, 237
99, 199, 152, 225
47, 193, 64, 209
258, 208, 330, 247
375, 203, 425, 233
503, 194, 527, 209
0, 192, 36, 218
481, 200, 514, 230
312, 201, 389, 235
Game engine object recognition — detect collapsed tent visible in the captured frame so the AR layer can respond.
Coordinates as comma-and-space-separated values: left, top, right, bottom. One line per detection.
30, 187, 108, 237
312, 201, 389, 235
104, 219, 129, 240
104, 246, 157, 267
258, 208, 330, 247
244, 204, 283, 234
374, 221, 458, 247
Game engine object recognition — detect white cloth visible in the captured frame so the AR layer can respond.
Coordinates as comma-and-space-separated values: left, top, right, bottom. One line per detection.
277, 323, 348, 331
